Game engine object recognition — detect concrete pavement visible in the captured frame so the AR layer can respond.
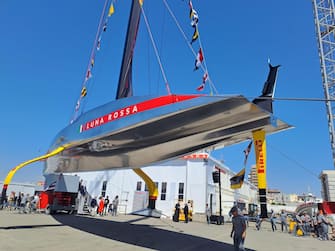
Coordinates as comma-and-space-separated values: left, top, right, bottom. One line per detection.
0, 210, 334, 251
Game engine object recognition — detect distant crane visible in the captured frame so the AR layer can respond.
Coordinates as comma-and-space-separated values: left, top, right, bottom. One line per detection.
312, 0, 335, 168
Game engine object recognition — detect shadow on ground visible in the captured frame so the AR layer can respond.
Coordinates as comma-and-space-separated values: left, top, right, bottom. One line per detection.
0, 223, 63, 230
53, 214, 255, 251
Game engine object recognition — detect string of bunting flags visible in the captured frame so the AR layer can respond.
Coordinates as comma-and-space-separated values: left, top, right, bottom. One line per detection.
187, 1, 210, 92
71, 0, 214, 123
71, 0, 116, 123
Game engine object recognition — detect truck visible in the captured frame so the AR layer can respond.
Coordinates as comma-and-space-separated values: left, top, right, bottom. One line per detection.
37, 174, 79, 214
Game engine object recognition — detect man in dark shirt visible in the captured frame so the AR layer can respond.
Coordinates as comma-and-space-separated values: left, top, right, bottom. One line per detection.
230, 206, 246, 251
184, 203, 189, 223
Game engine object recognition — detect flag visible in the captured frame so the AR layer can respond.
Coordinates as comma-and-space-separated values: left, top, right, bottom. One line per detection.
103, 22, 107, 32
108, 3, 115, 16
194, 48, 203, 70
45, 181, 56, 191
81, 86, 87, 97
196, 72, 208, 91
189, 0, 193, 18
243, 141, 253, 167
85, 69, 92, 80
196, 83, 204, 91
97, 38, 101, 50
91, 58, 95, 67
230, 168, 245, 189
191, 25, 199, 44
202, 72, 208, 83
189, 7, 198, 27
139, 0, 144, 6
189, 1, 199, 29
75, 100, 80, 111
191, 13, 198, 27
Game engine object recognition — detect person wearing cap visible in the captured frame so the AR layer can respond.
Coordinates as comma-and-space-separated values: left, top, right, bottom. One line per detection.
230, 206, 246, 251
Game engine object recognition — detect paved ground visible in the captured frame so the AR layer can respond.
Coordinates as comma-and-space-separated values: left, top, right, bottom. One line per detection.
0, 210, 334, 251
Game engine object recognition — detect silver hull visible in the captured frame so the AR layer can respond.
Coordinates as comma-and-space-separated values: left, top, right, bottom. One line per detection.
45, 95, 291, 174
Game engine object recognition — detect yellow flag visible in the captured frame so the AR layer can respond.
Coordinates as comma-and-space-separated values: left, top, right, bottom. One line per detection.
139, 0, 144, 6
108, 3, 114, 16
230, 168, 245, 189
81, 87, 87, 97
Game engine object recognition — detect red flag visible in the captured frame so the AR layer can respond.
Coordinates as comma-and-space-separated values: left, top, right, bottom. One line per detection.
196, 83, 205, 91
196, 72, 208, 91
194, 48, 203, 70
85, 70, 92, 80
202, 72, 208, 83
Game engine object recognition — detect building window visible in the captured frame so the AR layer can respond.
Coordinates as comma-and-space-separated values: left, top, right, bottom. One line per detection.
161, 182, 167, 200
136, 181, 142, 191
178, 182, 184, 200
101, 180, 107, 197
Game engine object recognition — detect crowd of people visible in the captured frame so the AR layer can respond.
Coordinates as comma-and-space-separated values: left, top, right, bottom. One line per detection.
2, 191, 39, 213
254, 208, 335, 241
78, 179, 120, 217
89, 195, 119, 217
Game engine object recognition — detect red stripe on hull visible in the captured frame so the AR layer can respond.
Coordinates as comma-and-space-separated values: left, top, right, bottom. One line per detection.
81, 94, 200, 132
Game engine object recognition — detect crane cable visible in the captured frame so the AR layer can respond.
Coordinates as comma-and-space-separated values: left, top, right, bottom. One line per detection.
140, 5, 171, 95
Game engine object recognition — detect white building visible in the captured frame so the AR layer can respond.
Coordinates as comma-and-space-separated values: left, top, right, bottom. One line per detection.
71, 153, 258, 219
320, 170, 335, 202
0, 182, 37, 197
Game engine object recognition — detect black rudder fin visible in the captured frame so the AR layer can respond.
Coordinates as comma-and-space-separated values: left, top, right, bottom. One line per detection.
252, 63, 281, 113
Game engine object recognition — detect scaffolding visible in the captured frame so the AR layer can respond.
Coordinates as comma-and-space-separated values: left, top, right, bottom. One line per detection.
312, 0, 335, 167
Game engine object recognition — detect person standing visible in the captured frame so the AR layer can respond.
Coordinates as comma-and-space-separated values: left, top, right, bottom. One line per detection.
206, 203, 211, 224
173, 201, 180, 222
111, 195, 119, 216
230, 206, 246, 251
183, 203, 189, 223
90, 196, 97, 216
280, 210, 288, 232
98, 196, 104, 216
302, 211, 311, 235
270, 209, 277, 232
16, 192, 22, 210
103, 196, 109, 216
319, 210, 330, 240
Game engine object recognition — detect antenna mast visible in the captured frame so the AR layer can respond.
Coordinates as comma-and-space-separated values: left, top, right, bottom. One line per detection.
312, 0, 335, 168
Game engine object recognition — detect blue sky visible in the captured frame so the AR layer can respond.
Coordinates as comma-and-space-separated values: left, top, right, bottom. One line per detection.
0, 1, 331, 196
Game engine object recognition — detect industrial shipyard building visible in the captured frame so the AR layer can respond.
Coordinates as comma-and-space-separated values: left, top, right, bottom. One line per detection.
70, 152, 258, 219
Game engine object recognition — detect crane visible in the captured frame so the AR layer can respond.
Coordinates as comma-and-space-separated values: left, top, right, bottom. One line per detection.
312, 0, 335, 168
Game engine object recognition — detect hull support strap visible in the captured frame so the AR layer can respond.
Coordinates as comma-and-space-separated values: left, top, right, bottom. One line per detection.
0, 145, 68, 207
133, 168, 159, 209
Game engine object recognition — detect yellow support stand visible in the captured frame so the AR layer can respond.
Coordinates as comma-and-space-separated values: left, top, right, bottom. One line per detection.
1, 145, 69, 206
133, 168, 159, 209
252, 129, 268, 218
